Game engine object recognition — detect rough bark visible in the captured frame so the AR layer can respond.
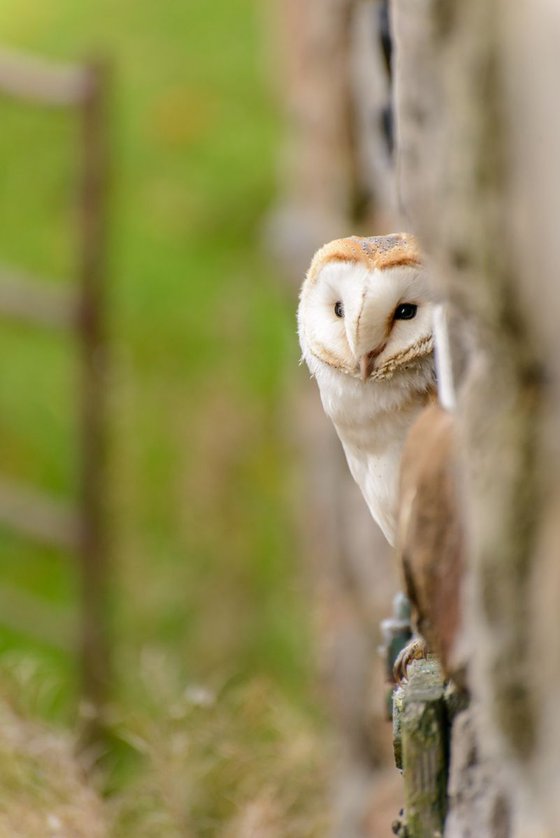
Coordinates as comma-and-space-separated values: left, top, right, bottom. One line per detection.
263, 0, 399, 278
445, 705, 509, 838
392, 0, 560, 833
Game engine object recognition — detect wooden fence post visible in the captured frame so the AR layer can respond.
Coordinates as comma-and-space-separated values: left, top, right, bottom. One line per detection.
0, 50, 111, 750
392, 659, 447, 838
78, 60, 111, 744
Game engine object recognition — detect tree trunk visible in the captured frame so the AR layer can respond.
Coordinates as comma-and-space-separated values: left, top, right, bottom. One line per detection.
392, 0, 560, 833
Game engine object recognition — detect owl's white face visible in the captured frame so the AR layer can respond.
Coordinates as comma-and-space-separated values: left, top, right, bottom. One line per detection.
298, 236, 436, 544
298, 259, 435, 384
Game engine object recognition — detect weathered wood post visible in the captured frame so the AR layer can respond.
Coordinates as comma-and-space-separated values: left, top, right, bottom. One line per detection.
393, 659, 448, 838
78, 60, 111, 745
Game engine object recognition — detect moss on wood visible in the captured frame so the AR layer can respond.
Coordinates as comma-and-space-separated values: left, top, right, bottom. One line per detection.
397, 658, 448, 838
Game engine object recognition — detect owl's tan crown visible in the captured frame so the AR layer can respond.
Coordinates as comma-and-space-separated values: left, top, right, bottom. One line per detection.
307, 233, 421, 283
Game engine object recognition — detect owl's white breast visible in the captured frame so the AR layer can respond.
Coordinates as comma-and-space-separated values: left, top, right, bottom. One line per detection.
340, 420, 410, 545
313, 357, 434, 545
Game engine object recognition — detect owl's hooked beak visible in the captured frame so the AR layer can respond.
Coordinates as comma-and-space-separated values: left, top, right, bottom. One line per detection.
345, 287, 389, 380
359, 344, 386, 381
359, 353, 373, 381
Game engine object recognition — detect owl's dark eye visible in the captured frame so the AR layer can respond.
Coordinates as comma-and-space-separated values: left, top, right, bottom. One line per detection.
334, 301, 344, 318
394, 303, 417, 320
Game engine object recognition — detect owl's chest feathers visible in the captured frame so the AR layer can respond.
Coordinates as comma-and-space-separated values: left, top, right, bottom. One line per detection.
318, 371, 434, 544
320, 371, 430, 454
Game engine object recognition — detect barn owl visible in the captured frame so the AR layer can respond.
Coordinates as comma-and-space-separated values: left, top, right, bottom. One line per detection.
298, 233, 436, 546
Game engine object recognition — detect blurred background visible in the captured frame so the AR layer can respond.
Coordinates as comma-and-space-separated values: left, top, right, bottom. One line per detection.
0, 1, 400, 835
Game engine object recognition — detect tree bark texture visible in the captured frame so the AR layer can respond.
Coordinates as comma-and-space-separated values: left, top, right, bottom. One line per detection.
263, 0, 398, 278
392, 0, 560, 834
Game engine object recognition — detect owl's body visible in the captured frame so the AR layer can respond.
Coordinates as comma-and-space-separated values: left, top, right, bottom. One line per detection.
298, 234, 436, 545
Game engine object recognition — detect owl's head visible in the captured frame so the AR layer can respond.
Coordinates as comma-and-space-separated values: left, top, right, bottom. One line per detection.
298, 234, 435, 385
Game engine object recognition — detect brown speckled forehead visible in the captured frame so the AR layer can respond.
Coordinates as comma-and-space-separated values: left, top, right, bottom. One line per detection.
307, 233, 421, 283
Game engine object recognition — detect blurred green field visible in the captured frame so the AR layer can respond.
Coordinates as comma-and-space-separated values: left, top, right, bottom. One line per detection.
0, 1, 326, 832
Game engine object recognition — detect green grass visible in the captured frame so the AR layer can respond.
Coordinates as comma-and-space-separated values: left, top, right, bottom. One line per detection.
0, 1, 326, 832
